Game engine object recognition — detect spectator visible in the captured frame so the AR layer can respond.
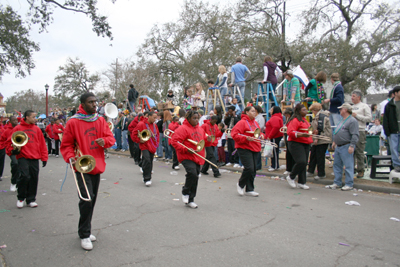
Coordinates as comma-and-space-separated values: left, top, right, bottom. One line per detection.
368, 118, 382, 136
121, 113, 129, 152
230, 98, 242, 116
307, 103, 332, 180
178, 109, 186, 125
261, 55, 282, 93
214, 66, 228, 106
370, 103, 380, 122
183, 89, 194, 111
168, 116, 180, 170
114, 111, 124, 151
281, 70, 301, 107
265, 106, 284, 172
111, 97, 117, 107
214, 106, 223, 125
163, 110, 173, 161
166, 89, 177, 106
324, 73, 344, 126
380, 90, 393, 116
326, 103, 359, 190
128, 84, 138, 112
351, 90, 372, 178
229, 57, 251, 110
305, 71, 327, 105
156, 112, 164, 158
198, 109, 207, 126
383, 86, 400, 172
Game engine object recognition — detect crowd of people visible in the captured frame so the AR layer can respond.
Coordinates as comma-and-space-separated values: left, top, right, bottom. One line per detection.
0, 57, 398, 252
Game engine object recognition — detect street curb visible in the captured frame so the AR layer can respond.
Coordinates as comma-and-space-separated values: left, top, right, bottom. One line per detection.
107, 150, 400, 195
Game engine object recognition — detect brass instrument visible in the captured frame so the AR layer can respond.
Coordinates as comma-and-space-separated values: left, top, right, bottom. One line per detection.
107, 121, 114, 131
11, 131, 29, 151
206, 133, 215, 143
69, 144, 96, 202
58, 133, 63, 142
281, 126, 331, 141
138, 129, 152, 142
246, 128, 261, 138
104, 103, 118, 132
164, 131, 218, 169
279, 126, 287, 133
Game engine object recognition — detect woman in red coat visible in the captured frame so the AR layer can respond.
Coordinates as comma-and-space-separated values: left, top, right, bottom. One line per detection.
231, 106, 265, 197
52, 118, 65, 158
171, 110, 206, 209
264, 106, 284, 171
286, 104, 313, 190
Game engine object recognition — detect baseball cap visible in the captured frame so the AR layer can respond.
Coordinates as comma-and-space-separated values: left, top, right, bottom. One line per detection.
337, 103, 352, 111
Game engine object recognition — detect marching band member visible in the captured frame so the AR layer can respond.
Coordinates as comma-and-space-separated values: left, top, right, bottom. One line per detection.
45, 119, 55, 156
168, 116, 180, 170
52, 118, 64, 158
200, 115, 222, 177
285, 104, 313, 190
132, 111, 159, 187
128, 112, 148, 165
0, 116, 19, 191
231, 106, 265, 197
6, 110, 48, 209
171, 110, 206, 208
60, 92, 115, 251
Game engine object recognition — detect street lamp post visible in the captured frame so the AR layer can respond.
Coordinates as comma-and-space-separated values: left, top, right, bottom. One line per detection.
45, 84, 49, 118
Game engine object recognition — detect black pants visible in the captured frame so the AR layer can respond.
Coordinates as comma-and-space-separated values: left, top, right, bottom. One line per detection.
271, 137, 283, 169
133, 142, 141, 164
0, 148, 5, 177
201, 146, 219, 175
170, 146, 179, 169
17, 158, 39, 204
284, 134, 294, 172
181, 160, 200, 202
10, 155, 19, 185
237, 148, 258, 192
288, 141, 310, 184
308, 143, 329, 177
47, 138, 53, 155
140, 150, 153, 182
227, 139, 239, 164
54, 140, 60, 156
128, 135, 135, 158
77, 172, 100, 239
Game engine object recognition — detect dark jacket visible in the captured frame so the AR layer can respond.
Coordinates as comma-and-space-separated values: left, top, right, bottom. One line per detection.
128, 87, 138, 102
329, 83, 344, 114
383, 98, 398, 136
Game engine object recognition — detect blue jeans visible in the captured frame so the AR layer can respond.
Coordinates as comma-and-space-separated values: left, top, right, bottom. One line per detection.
330, 113, 342, 127
122, 130, 129, 150
114, 128, 122, 149
388, 133, 400, 167
220, 87, 228, 106
157, 133, 164, 157
163, 137, 172, 159
333, 144, 354, 187
235, 81, 246, 110
129, 101, 135, 112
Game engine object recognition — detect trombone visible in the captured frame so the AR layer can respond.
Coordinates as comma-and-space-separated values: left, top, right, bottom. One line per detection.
205, 133, 215, 143
11, 131, 29, 151
69, 144, 96, 202
163, 129, 218, 169
280, 126, 331, 141
237, 128, 278, 147
138, 129, 152, 142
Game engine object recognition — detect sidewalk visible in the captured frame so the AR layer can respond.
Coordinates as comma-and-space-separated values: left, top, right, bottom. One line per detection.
108, 149, 400, 195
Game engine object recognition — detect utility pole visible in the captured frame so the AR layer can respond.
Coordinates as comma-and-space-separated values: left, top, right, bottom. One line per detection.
115, 58, 118, 100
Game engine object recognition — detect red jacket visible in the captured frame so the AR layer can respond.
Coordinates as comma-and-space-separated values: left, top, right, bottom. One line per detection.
264, 113, 284, 140
0, 124, 13, 150
45, 124, 55, 139
231, 114, 264, 152
53, 124, 65, 140
171, 119, 205, 166
6, 119, 48, 161
128, 116, 146, 136
287, 117, 313, 144
60, 105, 115, 175
168, 121, 180, 145
131, 119, 159, 154
201, 120, 223, 147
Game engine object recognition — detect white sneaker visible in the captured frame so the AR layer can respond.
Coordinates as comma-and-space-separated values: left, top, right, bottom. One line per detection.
325, 184, 340, 190
186, 202, 198, 209
81, 238, 93, 250
268, 168, 276, 172
10, 184, 17, 192
140, 168, 143, 173
145, 181, 152, 187
55, 155, 59, 158
173, 166, 180, 170
226, 163, 232, 166
89, 234, 96, 242
237, 183, 244, 196
29, 202, 38, 208
121, 149, 125, 152
286, 176, 296, 188
233, 164, 240, 168
341, 185, 353, 191
245, 191, 259, 197
297, 184, 310, 190
314, 175, 326, 180
306, 172, 314, 177
17, 200, 24, 208
182, 195, 189, 204
283, 171, 290, 175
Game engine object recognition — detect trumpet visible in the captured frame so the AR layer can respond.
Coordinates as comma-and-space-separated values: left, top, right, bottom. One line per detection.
138, 129, 151, 142
164, 131, 218, 169
69, 144, 96, 202
11, 131, 29, 151
206, 133, 215, 143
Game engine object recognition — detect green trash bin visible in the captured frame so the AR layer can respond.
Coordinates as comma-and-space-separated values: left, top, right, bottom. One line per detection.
365, 135, 380, 167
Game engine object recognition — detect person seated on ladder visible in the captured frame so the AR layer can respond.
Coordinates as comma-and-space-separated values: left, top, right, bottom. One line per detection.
229, 57, 251, 111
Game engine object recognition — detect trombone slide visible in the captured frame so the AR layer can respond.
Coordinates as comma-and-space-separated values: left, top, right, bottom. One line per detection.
69, 158, 92, 202
177, 142, 219, 169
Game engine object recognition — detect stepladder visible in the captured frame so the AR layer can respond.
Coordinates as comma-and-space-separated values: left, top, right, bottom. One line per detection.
257, 82, 278, 121
205, 87, 227, 115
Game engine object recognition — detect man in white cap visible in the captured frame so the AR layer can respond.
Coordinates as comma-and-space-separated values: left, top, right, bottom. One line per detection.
326, 103, 359, 191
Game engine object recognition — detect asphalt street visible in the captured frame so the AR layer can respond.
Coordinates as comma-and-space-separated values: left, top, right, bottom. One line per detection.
0, 154, 399, 267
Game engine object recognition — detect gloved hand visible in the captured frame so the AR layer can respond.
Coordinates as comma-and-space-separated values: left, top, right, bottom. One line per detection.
42, 161, 47, 167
